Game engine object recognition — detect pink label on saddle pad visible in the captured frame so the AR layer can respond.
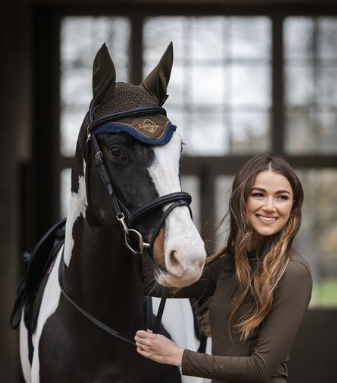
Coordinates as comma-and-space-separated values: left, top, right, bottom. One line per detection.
47, 259, 56, 275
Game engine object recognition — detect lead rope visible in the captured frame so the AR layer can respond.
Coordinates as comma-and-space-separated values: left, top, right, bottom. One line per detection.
152, 289, 169, 334
136, 252, 147, 331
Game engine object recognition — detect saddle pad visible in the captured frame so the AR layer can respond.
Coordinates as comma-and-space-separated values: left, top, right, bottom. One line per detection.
10, 219, 66, 330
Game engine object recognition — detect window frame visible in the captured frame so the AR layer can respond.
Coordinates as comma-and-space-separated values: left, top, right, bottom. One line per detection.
31, 5, 337, 309
56, 6, 337, 236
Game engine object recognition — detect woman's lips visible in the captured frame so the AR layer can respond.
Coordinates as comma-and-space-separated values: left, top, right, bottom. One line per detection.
256, 214, 278, 223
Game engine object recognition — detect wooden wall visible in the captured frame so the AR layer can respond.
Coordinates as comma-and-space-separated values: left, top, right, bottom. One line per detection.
0, 0, 31, 381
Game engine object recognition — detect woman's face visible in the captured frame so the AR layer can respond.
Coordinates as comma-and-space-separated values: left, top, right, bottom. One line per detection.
246, 170, 294, 248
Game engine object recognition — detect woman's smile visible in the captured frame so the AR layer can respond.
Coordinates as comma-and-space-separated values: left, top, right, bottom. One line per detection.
256, 214, 278, 223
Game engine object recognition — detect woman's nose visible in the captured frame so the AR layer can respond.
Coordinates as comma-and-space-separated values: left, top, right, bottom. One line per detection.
262, 197, 276, 212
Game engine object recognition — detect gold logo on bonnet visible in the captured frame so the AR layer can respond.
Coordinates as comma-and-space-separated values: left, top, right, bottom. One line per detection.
139, 119, 160, 134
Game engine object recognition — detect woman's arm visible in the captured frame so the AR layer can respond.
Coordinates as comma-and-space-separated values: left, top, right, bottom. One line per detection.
136, 260, 312, 383
181, 260, 312, 382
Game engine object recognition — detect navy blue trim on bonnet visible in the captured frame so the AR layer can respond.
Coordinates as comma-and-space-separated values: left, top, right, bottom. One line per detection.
94, 122, 177, 145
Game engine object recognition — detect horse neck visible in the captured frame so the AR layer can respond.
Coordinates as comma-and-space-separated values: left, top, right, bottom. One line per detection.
63, 210, 143, 330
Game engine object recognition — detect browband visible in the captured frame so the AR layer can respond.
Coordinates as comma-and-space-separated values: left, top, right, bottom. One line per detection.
88, 103, 167, 134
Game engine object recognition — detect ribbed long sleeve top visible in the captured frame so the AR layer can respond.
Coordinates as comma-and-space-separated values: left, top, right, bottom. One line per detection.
144, 249, 312, 383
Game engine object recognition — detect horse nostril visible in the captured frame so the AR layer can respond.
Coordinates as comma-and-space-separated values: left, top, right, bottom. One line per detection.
167, 250, 186, 278
169, 250, 179, 268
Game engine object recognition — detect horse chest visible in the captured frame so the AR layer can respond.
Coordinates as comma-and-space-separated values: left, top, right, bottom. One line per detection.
37, 303, 181, 383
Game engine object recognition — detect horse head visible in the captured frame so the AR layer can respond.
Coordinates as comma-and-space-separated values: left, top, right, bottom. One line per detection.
71, 43, 206, 288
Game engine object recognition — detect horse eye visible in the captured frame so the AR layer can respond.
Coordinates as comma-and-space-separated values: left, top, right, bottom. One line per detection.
109, 148, 123, 159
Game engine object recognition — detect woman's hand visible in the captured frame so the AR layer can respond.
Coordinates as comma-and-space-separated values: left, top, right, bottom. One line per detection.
134, 330, 184, 367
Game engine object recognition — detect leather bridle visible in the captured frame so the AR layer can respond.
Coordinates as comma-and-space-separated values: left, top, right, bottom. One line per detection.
58, 102, 193, 345
88, 102, 192, 256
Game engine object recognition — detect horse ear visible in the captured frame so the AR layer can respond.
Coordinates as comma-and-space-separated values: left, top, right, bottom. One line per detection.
140, 42, 173, 105
92, 43, 116, 115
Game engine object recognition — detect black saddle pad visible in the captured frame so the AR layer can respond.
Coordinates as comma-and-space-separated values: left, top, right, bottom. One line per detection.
10, 218, 66, 330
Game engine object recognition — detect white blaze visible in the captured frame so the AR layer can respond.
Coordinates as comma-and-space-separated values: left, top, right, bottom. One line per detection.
149, 133, 206, 287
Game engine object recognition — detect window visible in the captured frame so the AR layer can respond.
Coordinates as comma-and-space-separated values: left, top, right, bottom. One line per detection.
144, 17, 271, 155
60, 16, 131, 157
284, 17, 337, 154
59, 14, 337, 307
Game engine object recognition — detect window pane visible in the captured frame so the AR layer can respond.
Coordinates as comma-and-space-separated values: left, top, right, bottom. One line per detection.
230, 17, 271, 59
143, 17, 185, 62
190, 17, 226, 61
231, 64, 271, 108
191, 66, 225, 105
60, 106, 86, 156
285, 66, 315, 107
188, 111, 228, 155
60, 168, 71, 217
284, 17, 337, 154
318, 18, 337, 60
60, 17, 131, 156
317, 67, 337, 106
143, 16, 272, 156
285, 108, 314, 153
295, 169, 337, 308
284, 18, 315, 60
215, 176, 233, 250
231, 111, 270, 153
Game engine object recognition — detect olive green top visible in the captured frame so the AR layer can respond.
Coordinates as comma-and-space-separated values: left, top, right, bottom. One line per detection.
144, 249, 312, 383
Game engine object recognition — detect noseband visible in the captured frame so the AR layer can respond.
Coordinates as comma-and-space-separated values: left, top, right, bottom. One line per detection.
58, 102, 193, 345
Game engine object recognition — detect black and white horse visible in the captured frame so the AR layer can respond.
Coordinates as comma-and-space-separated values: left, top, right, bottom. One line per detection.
18, 43, 206, 383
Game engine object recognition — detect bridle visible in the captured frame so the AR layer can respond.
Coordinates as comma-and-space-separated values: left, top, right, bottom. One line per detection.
88, 102, 192, 256
58, 102, 193, 345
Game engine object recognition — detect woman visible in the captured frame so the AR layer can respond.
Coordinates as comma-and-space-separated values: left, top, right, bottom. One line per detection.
135, 155, 312, 383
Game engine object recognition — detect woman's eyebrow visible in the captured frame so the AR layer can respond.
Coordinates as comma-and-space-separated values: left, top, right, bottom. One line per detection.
275, 190, 291, 195
251, 187, 266, 192
251, 187, 291, 195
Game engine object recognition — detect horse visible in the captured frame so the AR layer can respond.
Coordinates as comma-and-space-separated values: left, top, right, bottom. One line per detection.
14, 42, 207, 383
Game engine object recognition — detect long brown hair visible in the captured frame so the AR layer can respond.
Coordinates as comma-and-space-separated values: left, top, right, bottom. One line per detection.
209, 155, 303, 340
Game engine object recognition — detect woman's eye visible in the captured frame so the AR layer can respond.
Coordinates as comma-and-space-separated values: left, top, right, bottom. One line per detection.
109, 148, 123, 159
278, 195, 289, 201
252, 192, 264, 198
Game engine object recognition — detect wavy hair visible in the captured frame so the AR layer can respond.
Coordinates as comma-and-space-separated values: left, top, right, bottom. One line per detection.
205, 155, 304, 340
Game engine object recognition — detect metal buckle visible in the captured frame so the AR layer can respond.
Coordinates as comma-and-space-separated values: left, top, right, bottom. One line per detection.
117, 213, 150, 254
117, 213, 129, 233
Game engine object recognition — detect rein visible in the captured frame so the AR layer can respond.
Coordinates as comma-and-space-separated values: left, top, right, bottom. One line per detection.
58, 103, 192, 345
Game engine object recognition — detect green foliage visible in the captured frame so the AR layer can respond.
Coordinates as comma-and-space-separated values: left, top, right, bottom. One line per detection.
310, 279, 337, 308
